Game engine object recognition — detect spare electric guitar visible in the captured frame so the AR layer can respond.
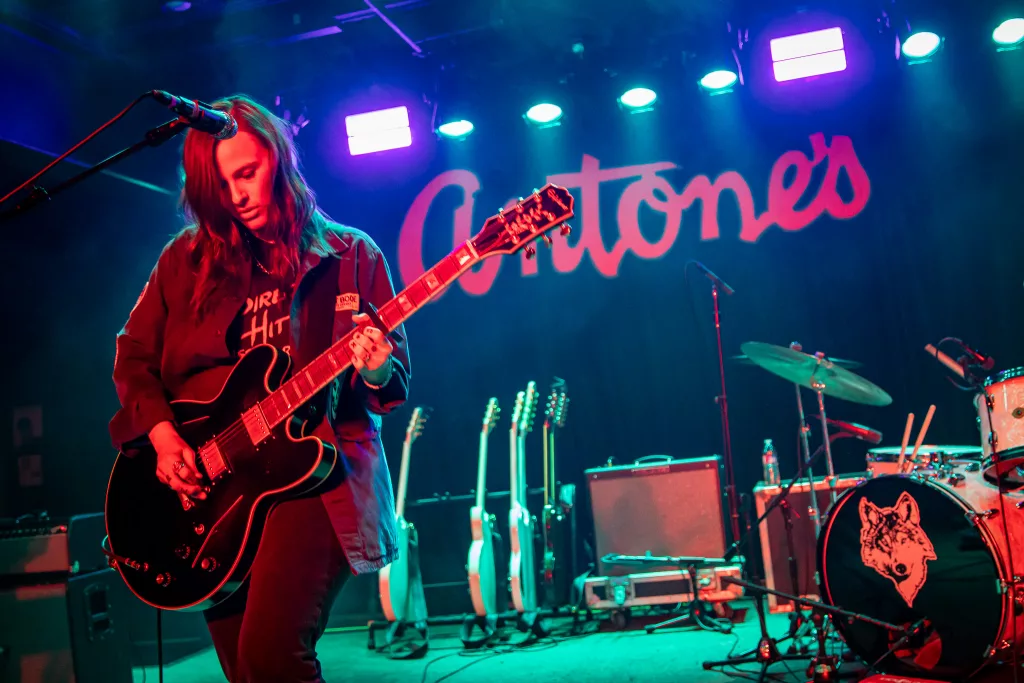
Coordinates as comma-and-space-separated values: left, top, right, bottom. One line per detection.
103, 184, 575, 611
540, 379, 573, 609
508, 381, 539, 616
379, 406, 429, 624
467, 397, 502, 619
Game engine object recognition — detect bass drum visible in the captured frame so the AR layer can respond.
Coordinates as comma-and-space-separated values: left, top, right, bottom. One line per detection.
817, 468, 1024, 680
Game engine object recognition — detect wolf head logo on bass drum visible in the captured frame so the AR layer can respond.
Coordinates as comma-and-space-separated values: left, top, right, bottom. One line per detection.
858, 492, 936, 607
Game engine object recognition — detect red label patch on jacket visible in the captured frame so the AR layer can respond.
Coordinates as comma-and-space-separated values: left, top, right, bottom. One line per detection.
336, 293, 359, 312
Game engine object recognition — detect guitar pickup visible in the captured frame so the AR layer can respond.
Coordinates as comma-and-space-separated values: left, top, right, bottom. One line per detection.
199, 441, 231, 482
242, 405, 271, 446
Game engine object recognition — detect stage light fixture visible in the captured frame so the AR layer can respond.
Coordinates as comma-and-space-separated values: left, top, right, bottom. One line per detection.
436, 119, 474, 139
618, 87, 658, 111
901, 31, 942, 61
345, 106, 412, 155
993, 18, 1024, 47
770, 27, 847, 82
699, 70, 739, 93
524, 103, 563, 127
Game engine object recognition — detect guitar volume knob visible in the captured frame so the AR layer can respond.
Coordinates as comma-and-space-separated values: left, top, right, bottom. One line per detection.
155, 573, 172, 587
200, 557, 219, 572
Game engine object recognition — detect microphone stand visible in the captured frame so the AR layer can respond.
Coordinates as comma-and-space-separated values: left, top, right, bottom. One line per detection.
711, 282, 741, 546
703, 576, 911, 683
0, 118, 188, 223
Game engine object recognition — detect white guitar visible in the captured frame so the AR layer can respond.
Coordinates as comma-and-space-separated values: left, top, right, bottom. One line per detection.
509, 381, 539, 615
379, 407, 429, 624
468, 397, 502, 618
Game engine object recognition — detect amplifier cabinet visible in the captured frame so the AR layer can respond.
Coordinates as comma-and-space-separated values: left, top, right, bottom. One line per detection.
754, 473, 867, 613
0, 568, 132, 683
586, 455, 727, 577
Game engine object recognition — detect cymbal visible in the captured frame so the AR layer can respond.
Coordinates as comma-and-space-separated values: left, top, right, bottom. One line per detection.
731, 354, 863, 369
739, 341, 892, 407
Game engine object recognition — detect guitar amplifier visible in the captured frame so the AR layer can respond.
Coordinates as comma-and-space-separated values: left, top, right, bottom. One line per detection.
586, 455, 728, 577
0, 568, 132, 683
0, 513, 108, 580
754, 473, 867, 612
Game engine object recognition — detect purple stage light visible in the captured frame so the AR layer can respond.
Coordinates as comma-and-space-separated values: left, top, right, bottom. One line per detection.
770, 27, 847, 82
345, 106, 412, 155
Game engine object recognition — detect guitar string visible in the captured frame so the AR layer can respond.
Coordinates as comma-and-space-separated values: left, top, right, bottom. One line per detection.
184, 346, 362, 473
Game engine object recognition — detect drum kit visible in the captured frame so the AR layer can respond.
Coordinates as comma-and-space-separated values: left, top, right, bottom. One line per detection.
719, 340, 1024, 682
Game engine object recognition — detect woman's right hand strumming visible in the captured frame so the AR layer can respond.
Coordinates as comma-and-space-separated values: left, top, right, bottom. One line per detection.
150, 421, 207, 500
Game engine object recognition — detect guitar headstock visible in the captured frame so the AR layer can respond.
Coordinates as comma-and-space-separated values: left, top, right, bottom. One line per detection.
481, 397, 501, 435
510, 391, 525, 434
520, 381, 539, 434
544, 377, 569, 429
471, 184, 575, 261
405, 406, 430, 444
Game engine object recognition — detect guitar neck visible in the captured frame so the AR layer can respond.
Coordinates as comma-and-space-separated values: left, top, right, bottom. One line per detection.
475, 430, 489, 508
256, 241, 478, 429
509, 426, 520, 507
396, 439, 413, 519
516, 430, 528, 509
547, 426, 556, 505
542, 423, 550, 507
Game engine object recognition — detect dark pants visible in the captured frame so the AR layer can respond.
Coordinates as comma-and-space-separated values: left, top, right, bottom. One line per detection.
204, 495, 350, 683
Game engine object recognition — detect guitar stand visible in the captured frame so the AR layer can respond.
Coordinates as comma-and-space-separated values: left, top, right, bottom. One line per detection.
380, 619, 429, 660
459, 614, 501, 649
516, 610, 552, 639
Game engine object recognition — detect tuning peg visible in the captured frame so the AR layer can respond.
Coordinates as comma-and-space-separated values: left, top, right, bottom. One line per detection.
559, 222, 572, 236
541, 234, 553, 247
524, 246, 536, 259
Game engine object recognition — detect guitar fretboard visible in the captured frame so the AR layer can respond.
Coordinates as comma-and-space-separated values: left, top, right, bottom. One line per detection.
258, 241, 478, 428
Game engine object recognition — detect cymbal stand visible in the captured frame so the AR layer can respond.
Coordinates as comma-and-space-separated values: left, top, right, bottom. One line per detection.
812, 382, 838, 508
792, 373, 821, 531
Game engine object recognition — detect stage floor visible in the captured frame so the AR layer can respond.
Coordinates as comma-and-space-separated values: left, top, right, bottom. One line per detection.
132, 603, 1024, 683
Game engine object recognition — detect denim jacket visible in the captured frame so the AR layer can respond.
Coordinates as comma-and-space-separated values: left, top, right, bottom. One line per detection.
108, 223, 409, 574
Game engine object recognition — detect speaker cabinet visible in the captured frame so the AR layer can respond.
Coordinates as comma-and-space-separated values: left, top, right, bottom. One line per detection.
0, 568, 132, 683
586, 456, 727, 576
754, 473, 865, 612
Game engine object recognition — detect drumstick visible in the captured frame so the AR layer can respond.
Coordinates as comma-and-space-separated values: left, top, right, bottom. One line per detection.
897, 413, 914, 473
909, 405, 937, 465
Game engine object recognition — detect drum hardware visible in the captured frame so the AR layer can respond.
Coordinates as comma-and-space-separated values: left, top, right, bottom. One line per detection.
702, 575, 910, 683
725, 435, 854, 655
739, 341, 892, 520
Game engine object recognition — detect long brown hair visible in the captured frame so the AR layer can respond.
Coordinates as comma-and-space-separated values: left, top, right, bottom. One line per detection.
178, 94, 335, 315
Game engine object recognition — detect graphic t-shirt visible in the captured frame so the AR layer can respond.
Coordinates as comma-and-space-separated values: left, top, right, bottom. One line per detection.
229, 264, 295, 358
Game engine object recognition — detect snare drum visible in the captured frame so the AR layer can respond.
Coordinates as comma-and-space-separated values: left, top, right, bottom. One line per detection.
978, 367, 1024, 480
817, 466, 1024, 679
866, 445, 981, 476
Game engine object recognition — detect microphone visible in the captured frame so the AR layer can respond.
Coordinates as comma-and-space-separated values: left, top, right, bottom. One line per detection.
691, 261, 735, 295
825, 418, 883, 445
956, 340, 995, 371
924, 344, 966, 379
151, 90, 238, 139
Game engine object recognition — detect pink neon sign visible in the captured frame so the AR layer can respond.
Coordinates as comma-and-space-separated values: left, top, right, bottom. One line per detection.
396, 133, 871, 297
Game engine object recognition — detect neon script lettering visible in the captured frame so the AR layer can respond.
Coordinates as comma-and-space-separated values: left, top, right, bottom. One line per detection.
396, 133, 870, 297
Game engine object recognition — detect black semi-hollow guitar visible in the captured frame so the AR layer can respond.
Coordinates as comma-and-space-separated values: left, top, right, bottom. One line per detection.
103, 184, 575, 611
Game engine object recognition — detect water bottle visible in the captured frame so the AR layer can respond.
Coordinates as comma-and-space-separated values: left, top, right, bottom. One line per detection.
762, 439, 780, 485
